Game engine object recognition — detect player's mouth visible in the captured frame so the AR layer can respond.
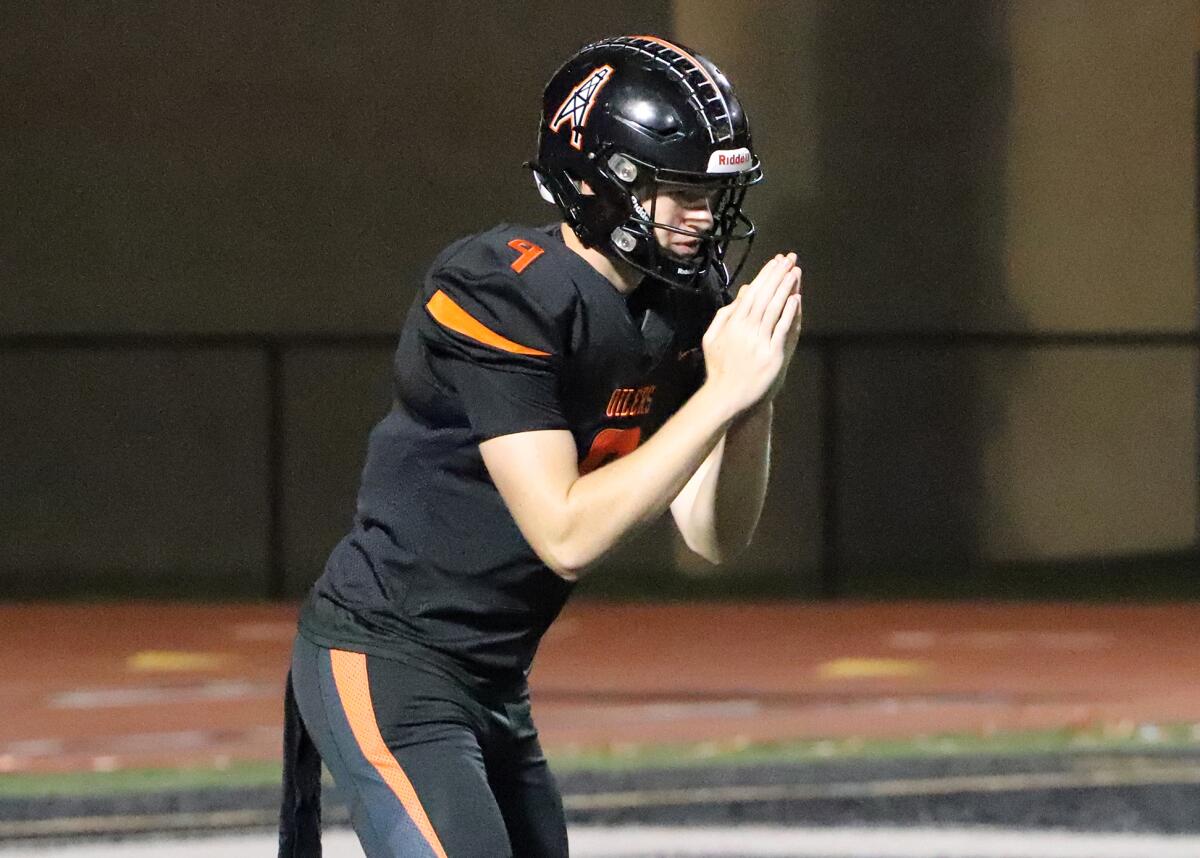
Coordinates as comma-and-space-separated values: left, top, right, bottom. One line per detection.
670, 238, 701, 256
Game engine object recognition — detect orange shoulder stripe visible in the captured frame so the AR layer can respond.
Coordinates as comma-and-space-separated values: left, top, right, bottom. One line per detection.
425, 289, 551, 357
329, 650, 449, 858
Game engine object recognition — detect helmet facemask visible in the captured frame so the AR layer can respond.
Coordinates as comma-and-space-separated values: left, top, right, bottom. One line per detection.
605, 151, 761, 291
532, 150, 761, 292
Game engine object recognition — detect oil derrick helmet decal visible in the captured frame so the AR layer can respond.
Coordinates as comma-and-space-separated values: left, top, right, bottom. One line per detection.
549, 65, 614, 150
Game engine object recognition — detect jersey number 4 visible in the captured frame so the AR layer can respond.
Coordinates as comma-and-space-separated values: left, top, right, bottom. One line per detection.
579, 427, 642, 475
507, 239, 544, 274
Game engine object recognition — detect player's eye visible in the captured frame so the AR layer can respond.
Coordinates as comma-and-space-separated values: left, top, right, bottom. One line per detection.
667, 188, 716, 209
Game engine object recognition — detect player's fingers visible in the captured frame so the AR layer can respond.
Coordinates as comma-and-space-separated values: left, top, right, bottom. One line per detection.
787, 292, 803, 346
748, 255, 796, 326
758, 258, 800, 331
735, 254, 785, 319
789, 267, 803, 329
759, 252, 798, 299
761, 253, 796, 280
759, 274, 793, 338
758, 252, 796, 292
771, 294, 801, 351
746, 268, 785, 324
729, 282, 754, 318
730, 275, 755, 319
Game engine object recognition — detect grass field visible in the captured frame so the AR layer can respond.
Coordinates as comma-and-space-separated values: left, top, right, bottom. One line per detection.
4, 722, 1198, 799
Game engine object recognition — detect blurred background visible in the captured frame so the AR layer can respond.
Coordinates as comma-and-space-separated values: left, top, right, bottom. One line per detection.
2, 0, 1196, 604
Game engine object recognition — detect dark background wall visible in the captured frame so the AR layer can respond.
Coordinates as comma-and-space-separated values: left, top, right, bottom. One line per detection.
679, 0, 1197, 597
3, 3, 657, 334
1, 2, 1195, 600
1, 2, 674, 597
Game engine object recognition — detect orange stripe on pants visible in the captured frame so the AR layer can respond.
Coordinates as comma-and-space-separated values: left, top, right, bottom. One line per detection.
329, 649, 449, 858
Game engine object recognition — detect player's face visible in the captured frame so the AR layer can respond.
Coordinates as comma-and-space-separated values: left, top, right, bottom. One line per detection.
644, 187, 715, 258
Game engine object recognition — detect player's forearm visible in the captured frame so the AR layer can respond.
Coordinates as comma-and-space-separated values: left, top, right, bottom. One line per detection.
551, 383, 739, 577
695, 400, 772, 563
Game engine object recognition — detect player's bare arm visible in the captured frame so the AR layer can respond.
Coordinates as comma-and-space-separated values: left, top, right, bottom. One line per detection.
481, 253, 800, 580
671, 253, 803, 563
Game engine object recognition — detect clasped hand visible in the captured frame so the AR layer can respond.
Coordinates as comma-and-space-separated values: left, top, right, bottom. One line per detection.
701, 252, 803, 415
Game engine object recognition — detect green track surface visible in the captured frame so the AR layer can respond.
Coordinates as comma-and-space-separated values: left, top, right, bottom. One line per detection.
548, 723, 1200, 770
5, 723, 1198, 798
0, 760, 284, 798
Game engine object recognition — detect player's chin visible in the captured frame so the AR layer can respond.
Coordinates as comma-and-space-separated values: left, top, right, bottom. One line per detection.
664, 240, 702, 259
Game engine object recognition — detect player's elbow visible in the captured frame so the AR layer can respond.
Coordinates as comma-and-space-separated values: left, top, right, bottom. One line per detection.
534, 540, 593, 582
681, 531, 751, 568
674, 505, 752, 567
513, 506, 607, 580
680, 529, 723, 566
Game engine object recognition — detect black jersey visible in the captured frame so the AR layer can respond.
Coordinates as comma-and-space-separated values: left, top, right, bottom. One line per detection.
298, 224, 723, 691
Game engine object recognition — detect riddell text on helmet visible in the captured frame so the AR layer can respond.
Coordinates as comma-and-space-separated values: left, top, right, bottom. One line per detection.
706, 147, 753, 174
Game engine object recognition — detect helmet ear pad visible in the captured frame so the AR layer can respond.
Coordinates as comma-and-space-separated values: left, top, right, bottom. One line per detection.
535, 156, 636, 251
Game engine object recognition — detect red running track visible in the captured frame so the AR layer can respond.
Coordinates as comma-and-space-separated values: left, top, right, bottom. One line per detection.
2, 601, 1198, 774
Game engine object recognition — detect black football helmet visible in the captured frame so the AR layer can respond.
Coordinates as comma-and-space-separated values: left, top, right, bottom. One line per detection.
529, 35, 763, 290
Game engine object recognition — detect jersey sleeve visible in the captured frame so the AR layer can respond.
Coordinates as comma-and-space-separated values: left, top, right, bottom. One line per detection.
421, 264, 571, 441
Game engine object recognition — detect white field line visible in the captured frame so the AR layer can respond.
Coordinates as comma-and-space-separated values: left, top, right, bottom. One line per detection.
564, 763, 1200, 809
571, 825, 1200, 857
5, 826, 1200, 858
4, 762, 1200, 840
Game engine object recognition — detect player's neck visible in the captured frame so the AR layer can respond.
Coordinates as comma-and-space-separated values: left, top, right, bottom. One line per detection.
559, 223, 643, 295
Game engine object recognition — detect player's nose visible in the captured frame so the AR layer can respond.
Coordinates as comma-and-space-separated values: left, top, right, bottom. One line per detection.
684, 195, 714, 230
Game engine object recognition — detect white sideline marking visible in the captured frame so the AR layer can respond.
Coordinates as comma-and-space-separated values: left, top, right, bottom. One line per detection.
572, 825, 1200, 856
5, 826, 1200, 857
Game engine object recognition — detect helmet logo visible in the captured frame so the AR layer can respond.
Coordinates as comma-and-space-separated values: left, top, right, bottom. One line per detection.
550, 64, 615, 151
706, 147, 754, 174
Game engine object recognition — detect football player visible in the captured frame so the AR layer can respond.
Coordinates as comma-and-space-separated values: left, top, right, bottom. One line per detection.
279, 35, 801, 858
